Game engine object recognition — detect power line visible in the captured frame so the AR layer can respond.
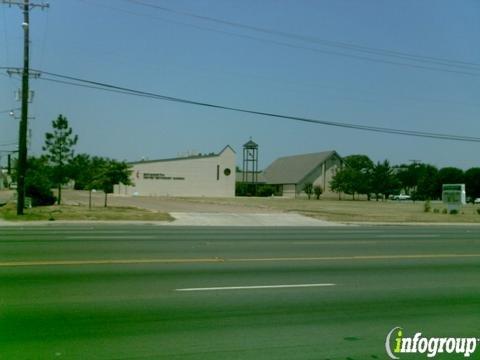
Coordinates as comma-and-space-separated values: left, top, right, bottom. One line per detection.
76, 0, 480, 78
0, 108, 19, 114
23, 67, 480, 143
122, 0, 480, 71
0, 142, 18, 147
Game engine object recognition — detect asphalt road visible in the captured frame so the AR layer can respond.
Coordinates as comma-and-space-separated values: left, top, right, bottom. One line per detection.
1, 225, 480, 359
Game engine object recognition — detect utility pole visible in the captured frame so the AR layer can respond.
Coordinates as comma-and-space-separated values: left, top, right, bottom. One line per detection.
1, 0, 49, 215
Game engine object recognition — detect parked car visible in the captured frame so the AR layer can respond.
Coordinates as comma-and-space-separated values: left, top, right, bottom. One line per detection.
390, 194, 411, 201
474, 198, 480, 204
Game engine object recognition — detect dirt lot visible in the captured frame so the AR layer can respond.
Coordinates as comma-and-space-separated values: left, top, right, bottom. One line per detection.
63, 190, 281, 214
63, 190, 480, 223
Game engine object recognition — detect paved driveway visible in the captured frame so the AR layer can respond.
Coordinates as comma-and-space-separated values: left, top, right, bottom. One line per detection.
168, 212, 339, 226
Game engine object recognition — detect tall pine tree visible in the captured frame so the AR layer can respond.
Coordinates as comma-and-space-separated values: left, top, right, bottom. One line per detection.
43, 114, 78, 204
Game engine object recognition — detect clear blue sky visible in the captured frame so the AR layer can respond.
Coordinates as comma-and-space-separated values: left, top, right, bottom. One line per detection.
1, 0, 479, 170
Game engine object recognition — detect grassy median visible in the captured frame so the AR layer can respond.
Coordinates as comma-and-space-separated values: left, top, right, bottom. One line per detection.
0, 202, 173, 222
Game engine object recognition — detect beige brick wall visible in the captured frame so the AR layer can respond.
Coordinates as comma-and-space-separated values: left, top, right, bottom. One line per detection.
116, 147, 236, 198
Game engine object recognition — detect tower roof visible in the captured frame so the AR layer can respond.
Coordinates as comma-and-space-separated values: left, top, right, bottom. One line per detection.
243, 139, 258, 148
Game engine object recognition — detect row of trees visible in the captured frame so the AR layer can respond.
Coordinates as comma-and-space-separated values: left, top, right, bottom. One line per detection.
330, 154, 480, 201
23, 115, 132, 207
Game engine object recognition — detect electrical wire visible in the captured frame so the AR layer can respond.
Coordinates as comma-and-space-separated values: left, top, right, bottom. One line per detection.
76, 0, 480, 77
0, 142, 18, 147
27, 68, 480, 143
1, 6, 9, 66
0, 108, 17, 114
122, 0, 480, 70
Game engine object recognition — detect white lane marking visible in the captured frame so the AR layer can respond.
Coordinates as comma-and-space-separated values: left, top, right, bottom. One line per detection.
65, 235, 157, 240
322, 230, 383, 233
176, 283, 336, 291
374, 234, 439, 238
292, 241, 379, 245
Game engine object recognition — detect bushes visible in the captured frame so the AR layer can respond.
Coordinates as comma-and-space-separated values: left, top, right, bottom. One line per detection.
256, 184, 277, 197
303, 183, 313, 200
314, 185, 323, 200
26, 181, 56, 206
25, 157, 56, 206
423, 200, 431, 213
235, 182, 279, 197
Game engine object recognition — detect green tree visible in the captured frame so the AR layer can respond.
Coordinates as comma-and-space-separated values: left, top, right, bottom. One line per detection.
303, 182, 313, 199
69, 155, 110, 208
464, 168, 480, 200
69, 153, 92, 190
416, 164, 439, 200
437, 167, 464, 187
42, 114, 78, 204
25, 156, 56, 206
313, 185, 323, 200
93, 159, 133, 207
343, 155, 374, 200
371, 160, 399, 201
396, 163, 422, 195
330, 167, 355, 199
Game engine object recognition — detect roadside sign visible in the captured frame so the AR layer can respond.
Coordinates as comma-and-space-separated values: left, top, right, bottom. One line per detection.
442, 184, 466, 212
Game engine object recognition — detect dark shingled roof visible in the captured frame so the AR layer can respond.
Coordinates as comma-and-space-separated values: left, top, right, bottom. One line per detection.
129, 145, 235, 165
263, 151, 339, 184
243, 140, 258, 148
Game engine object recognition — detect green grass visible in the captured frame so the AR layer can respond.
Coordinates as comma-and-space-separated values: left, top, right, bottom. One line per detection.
0, 202, 173, 222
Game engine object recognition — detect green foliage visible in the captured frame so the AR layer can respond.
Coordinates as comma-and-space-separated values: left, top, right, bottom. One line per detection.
256, 184, 277, 197
436, 167, 464, 197
330, 168, 354, 196
235, 182, 254, 196
396, 163, 419, 191
423, 200, 431, 213
465, 168, 480, 199
415, 164, 439, 200
69, 153, 93, 190
91, 159, 132, 207
442, 208, 448, 214
344, 154, 374, 171
449, 209, 459, 215
395, 163, 439, 200
25, 156, 56, 206
433, 208, 440, 214
70, 155, 111, 191
371, 160, 400, 201
313, 185, 323, 200
330, 154, 374, 199
42, 114, 78, 204
235, 183, 279, 197
303, 182, 313, 199
476, 208, 480, 215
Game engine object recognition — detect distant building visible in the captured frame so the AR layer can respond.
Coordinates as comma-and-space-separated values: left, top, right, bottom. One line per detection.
263, 150, 342, 198
115, 146, 236, 197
